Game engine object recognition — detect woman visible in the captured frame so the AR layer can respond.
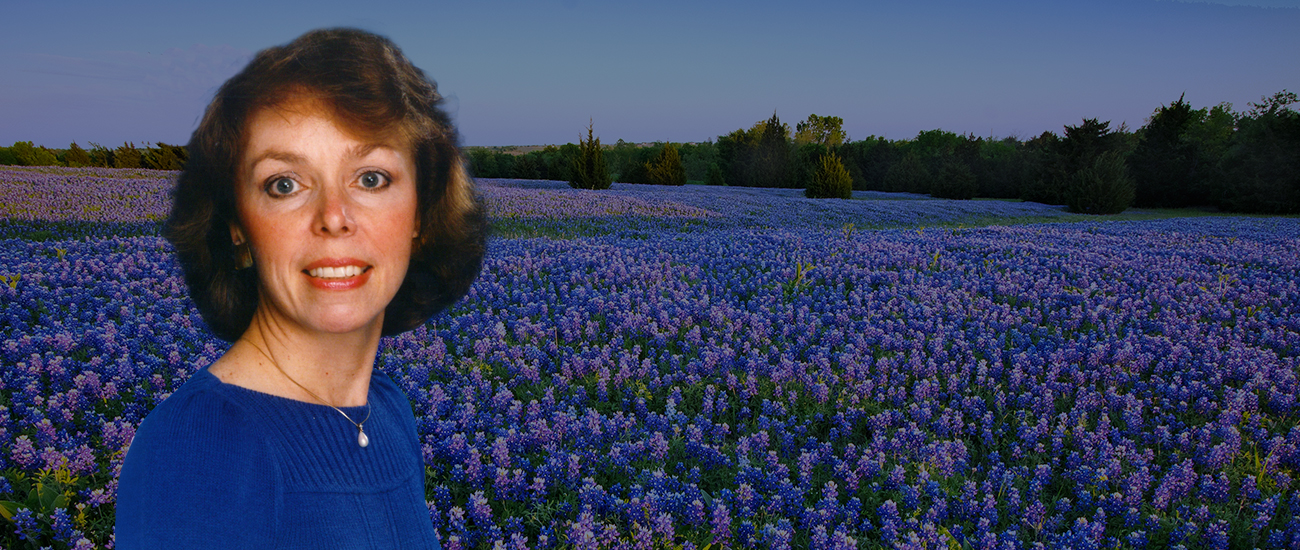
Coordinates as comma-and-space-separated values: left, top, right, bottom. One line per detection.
115, 28, 486, 549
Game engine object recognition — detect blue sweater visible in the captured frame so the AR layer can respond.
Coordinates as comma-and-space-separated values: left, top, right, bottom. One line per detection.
115, 364, 441, 549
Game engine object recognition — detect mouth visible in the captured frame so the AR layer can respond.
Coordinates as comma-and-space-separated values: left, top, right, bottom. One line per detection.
306, 265, 371, 279
302, 259, 374, 289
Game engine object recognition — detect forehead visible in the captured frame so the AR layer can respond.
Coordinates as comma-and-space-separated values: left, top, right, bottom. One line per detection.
241, 95, 409, 160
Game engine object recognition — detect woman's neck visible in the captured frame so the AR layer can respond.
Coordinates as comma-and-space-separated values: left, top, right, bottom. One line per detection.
212, 308, 381, 408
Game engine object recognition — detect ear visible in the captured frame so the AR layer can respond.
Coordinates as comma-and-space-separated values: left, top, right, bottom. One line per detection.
230, 222, 246, 245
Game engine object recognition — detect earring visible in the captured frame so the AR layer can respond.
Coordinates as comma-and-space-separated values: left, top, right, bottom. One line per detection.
233, 240, 253, 270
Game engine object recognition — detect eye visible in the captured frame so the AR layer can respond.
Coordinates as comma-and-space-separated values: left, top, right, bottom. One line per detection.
265, 176, 300, 197
359, 171, 390, 190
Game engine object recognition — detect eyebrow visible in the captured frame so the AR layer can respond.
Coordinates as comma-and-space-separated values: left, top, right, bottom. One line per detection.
247, 142, 393, 169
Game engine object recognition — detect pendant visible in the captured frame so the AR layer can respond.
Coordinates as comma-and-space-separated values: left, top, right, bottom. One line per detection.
358, 427, 370, 448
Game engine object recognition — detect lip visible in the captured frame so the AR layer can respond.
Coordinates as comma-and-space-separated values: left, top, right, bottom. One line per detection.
303, 258, 372, 290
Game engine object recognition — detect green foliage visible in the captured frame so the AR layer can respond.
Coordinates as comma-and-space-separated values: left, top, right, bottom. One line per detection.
676, 141, 717, 182
1018, 132, 1065, 204
754, 112, 792, 188
790, 142, 828, 191
838, 136, 895, 191
610, 141, 656, 184
144, 142, 187, 171
794, 113, 847, 148
62, 142, 92, 168
975, 137, 1030, 199
9, 141, 60, 167
645, 143, 686, 186
113, 142, 143, 169
716, 124, 762, 187
0, 146, 17, 165
909, 129, 962, 160
549, 144, 579, 182
884, 152, 932, 194
1066, 150, 1135, 214
705, 162, 725, 186
87, 143, 113, 168
930, 160, 978, 200
1129, 94, 1228, 208
1217, 90, 1300, 214
804, 152, 852, 199
569, 120, 611, 190
467, 148, 499, 177
510, 154, 541, 179
718, 113, 792, 188
1021, 119, 1133, 206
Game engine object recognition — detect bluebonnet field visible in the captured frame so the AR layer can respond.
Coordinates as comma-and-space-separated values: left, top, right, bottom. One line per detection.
1, 167, 1298, 549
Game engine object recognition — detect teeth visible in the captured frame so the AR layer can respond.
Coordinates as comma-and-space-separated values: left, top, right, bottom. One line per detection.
309, 265, 364, 278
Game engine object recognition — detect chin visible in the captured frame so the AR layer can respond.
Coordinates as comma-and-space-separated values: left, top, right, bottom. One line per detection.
305, 311, 386, 336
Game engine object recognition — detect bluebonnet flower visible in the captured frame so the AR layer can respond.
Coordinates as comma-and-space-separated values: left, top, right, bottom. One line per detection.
9, 167, 1300, 547
11, 507, 40, 541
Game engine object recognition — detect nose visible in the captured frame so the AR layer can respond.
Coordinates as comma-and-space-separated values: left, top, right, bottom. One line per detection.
312, 185, 354, 236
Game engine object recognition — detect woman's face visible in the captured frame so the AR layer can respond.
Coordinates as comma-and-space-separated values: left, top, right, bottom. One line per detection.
233, 97, 419, 337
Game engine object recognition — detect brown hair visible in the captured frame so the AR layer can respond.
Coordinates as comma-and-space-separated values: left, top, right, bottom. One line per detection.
166, 28, 486, 341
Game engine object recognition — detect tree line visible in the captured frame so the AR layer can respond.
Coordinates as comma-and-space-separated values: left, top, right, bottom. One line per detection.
5, 90, 1296, 213
0, 141, 187, 171
464, 90, 1299, 214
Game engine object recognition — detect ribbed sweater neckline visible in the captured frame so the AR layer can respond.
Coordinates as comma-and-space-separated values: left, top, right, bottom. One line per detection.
190, 365, 419, 493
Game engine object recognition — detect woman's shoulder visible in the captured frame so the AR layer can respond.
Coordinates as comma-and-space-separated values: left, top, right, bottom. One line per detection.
116, 366, 281, 548
129, 366, 260, 446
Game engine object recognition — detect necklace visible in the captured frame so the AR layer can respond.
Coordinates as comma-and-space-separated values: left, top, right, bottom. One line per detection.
249, 342, 372, 448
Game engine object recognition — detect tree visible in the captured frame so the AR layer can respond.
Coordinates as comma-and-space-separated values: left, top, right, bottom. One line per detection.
717, 124, 762, 187
88, 142, 113, 167
794, 114, 847, 149
1129, 94, 1217, 207
467, 148, 499, 178
145, 142, 185, 170
1066, 150, 1135, 214
1023, 119, 1131, 206
805, 152, 852, 199
10, 141, 59, 166
930, 160, 978, 200
1217, 90, 1300, 213
510, 154, 540, 179
64, 142, 92, 167
753, 112, 791, 188
569, 120, 611, 190
645, 143, 686, 186
705, 163, 725, 186
839, 137, 895, 191
113, 142, 143, 169
884, 152, 932, 194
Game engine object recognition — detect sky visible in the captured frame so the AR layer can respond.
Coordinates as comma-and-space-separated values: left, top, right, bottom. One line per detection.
1, 0, 1297, 147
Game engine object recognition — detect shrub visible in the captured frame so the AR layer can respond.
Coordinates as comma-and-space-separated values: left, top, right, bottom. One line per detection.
705, 162, 725, 186
1066, 151, 1135, 214
645, 143, 686, 186
791, 142, 828, 191
569, 120, 610, 190
930, 160, 977, 200
805, 152, 852, 199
